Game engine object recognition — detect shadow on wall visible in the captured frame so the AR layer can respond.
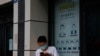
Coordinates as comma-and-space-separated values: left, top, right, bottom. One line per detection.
39, 0, 48, 12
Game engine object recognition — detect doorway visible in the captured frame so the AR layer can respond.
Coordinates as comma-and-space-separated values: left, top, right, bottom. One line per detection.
0, 2, 13, 56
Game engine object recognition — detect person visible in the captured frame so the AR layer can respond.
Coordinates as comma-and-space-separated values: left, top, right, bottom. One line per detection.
35, 36, 59, 56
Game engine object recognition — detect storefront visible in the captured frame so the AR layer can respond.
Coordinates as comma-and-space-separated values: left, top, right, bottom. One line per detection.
49, 0, 80, 56
1, 0, 100, 56
49, 0, 100, 56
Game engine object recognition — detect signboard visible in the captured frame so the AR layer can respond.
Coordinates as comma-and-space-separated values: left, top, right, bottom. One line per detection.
54, 0, 79, 56
9, 39, 13, 50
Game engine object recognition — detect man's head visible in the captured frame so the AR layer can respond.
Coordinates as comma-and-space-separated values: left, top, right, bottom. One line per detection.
37, 36, 48, 50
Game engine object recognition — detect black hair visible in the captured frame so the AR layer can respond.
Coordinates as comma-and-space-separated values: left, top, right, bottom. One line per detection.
37, 36, 47, 42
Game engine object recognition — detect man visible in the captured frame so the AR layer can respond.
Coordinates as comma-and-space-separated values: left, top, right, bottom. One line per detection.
35, 36, 59, 56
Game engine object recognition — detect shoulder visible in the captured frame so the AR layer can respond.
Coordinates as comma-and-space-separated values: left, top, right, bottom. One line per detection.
48, 46, 57, 50
48, 46, 58, 53
35, 48, 41, 53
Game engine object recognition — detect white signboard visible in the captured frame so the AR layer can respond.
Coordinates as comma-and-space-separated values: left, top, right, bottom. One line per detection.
54, 0, 79, 56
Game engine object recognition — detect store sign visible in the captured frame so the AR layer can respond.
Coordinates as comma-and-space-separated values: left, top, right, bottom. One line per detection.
54, 0, 79, 56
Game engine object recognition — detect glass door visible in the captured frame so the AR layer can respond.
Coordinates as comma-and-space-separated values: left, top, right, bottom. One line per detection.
54, 0, 80, 56
6, 23, 13, 56
0, 2, 13, 56
0, 22, 13, 56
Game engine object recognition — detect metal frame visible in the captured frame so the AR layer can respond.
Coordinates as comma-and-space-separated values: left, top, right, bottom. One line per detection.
48, 0, 55, 46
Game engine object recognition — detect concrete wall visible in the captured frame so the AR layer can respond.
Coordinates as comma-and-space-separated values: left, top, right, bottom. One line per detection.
24, 0, 48, 56
0, 0, 11, 5
31, 0, 48, 22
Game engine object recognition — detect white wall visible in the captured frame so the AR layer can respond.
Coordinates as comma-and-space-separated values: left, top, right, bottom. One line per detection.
0, 0, 11, 5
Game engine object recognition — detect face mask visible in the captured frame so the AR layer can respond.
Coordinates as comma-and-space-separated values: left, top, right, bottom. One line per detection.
40, 44, 47, 50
